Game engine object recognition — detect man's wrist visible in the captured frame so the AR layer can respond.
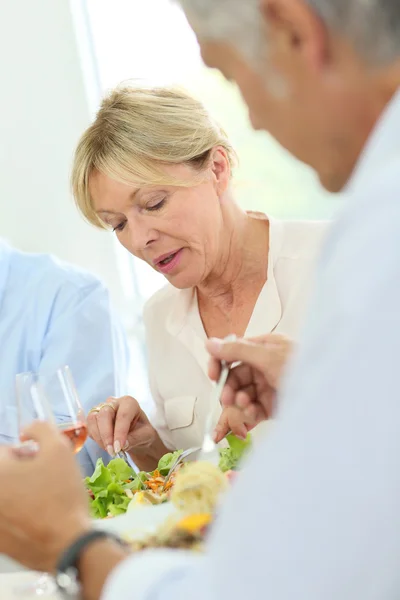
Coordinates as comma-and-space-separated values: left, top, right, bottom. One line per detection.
77, 538, 128, 600
49, 520, 92, 574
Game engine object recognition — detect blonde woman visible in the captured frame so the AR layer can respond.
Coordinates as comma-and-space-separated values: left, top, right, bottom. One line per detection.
72, 85, 328, 471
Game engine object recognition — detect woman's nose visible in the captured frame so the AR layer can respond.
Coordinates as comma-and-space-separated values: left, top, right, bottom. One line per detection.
129, 216, 159, 250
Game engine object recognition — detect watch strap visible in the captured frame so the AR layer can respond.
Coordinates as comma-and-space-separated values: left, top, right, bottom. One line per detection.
56, 529, 125, 597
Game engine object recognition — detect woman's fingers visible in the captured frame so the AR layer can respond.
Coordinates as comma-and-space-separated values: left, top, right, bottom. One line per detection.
87, 397, 144, 456
87, 411, 105, 450
113, 396, 142, 453
94, 403, 117, 456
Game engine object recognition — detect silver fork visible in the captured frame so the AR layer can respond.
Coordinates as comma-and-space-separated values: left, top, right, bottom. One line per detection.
197, 359, 232, 465
197, 333, 236, 465
162, 446, 200, 489
162, 428, 234, 489
163, 334, 236, 487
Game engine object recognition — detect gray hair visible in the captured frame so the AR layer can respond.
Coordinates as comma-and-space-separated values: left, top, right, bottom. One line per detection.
178, 0, 264, 65
178, 0, 400, 65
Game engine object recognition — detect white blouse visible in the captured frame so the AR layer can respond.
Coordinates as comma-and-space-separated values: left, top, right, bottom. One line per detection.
143, 215, 328, 451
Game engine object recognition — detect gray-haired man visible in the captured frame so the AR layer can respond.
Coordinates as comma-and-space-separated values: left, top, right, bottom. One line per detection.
0, 2, 400, 600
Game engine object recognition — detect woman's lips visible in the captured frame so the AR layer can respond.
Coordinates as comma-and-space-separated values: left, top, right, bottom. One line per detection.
156, 249, 183, 274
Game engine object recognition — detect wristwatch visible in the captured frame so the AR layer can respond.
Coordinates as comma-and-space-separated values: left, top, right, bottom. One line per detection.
55, 530, 126, 598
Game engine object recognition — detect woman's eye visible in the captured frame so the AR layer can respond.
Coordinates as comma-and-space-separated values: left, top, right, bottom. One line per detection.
112, 221, 126, 232
146, 198, 166, 212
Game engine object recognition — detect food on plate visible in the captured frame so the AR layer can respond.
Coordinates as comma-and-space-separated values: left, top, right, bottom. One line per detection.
171, 461, 228, 514
85, 435, 251, 519
85, 457, 135, 518
128, 490, 166, 508
85, 449, 182, 518
125, 462, 233, 552
128, 513, 212, 552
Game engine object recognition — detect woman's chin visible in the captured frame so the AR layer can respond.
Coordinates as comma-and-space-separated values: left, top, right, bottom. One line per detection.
164, 272, 201, 290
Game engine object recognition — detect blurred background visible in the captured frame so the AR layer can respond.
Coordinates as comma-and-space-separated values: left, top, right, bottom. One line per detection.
0, 0, 339, 404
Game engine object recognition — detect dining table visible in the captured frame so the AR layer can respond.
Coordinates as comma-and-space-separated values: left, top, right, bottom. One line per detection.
0, 555, 62, 600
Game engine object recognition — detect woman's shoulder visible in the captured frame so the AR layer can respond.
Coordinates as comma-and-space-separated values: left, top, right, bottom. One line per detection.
144, 283, 177, 315
143, 284, 191, 325
272, 218, 331, 261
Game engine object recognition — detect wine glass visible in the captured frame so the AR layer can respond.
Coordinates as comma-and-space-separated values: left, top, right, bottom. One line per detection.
14, 366, 87, 596
17, 365, 88, 453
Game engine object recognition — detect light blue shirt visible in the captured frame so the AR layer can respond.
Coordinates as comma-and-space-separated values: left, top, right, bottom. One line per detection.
0, 242, 129, 476
103, 91, 400, 600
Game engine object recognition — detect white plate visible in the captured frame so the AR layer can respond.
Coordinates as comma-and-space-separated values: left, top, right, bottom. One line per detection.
95, 502, 176, 539
0, 503, 176, 574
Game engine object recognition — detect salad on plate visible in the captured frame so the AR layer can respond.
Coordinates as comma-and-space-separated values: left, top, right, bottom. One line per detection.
85, 433, 251, 520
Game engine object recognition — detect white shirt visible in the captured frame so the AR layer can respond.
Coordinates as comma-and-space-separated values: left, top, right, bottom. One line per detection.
143, 215, 327, 450
103, 89, 400, 600
0, 243, 129, 476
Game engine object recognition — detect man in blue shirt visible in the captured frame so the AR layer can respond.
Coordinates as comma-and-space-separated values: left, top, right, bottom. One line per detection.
0, 238, 129, 475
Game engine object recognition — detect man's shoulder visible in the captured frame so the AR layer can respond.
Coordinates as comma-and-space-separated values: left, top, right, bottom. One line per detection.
314, 162, 400, 312
8, 247, 103, 294
274, 218, 330, 262
331, 159, 400, 255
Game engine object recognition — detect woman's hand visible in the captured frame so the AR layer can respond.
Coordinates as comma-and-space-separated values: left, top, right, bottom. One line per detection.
87, 396, 169, 471
0, 422, 92, 573
207, 334, 294, 424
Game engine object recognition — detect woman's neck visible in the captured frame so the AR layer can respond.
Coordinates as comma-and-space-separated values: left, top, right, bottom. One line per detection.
196, 206, 269, 331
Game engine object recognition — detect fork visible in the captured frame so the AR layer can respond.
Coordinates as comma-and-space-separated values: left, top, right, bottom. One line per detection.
162, 428, 234, 489
198, 333, 236, 465
162, 446, 200, 489
163, 334, 236, 485
197, 362, 231, 465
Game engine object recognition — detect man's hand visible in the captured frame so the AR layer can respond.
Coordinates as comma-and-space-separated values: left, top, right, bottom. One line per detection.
0, 422, 91, 573
207, 334, 294, 424
214, 406, 261, 443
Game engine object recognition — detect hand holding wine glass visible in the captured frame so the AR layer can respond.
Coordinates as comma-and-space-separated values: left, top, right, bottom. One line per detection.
14, 365, 88, 597
16, 365, 88, 454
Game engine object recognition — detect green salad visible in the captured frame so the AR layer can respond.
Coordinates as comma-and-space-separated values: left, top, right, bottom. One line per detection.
85, 435, 251, 519
85, 450, 182, 518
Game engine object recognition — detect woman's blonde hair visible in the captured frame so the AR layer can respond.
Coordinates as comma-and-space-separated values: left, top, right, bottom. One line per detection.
71, 84, 236, 229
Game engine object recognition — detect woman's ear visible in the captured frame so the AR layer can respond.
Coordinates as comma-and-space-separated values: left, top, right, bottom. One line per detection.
210, 147, 231, 195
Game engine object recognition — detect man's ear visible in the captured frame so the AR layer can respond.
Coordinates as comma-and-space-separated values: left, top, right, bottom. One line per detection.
261, 0, 329, 72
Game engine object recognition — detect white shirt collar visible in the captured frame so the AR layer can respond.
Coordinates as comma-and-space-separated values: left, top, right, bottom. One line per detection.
346, 87, 400, 193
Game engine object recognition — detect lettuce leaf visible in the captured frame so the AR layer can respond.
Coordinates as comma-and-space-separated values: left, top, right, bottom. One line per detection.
218, 433, 252, 472
218, 448, 237, 473
225, 432, 252, 455
157, 449, 183, 476
107, 458, 134, 481
85, 457, 137, 519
